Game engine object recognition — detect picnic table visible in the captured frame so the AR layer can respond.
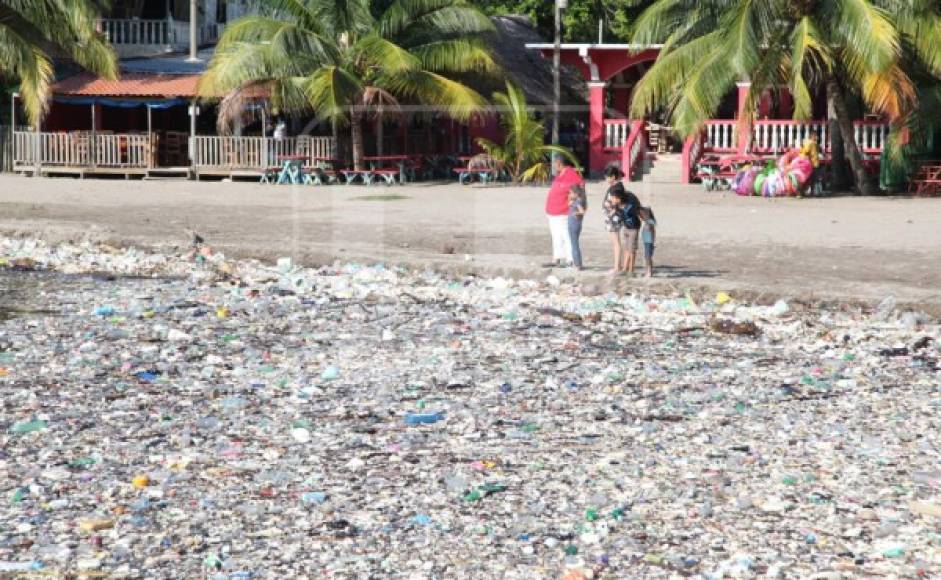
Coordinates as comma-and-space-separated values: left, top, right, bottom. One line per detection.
308, 157, 339, 184
264, 155, 310, 185
910, 162, 941, 197
364, 155, 410, 184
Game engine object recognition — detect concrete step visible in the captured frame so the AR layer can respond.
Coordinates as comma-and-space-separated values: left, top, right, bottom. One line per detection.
638, 153, 684, 183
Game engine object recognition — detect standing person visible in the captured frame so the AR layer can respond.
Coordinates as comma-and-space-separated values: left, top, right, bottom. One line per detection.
273, 117, 287, 140
602, 166, 626, 274
619, 188, 642, 275
567, 184, 587, 270
543, 157, 584, 268
800, 131, 822, 195
603, 166, 641, 275
639, 206, 657, 278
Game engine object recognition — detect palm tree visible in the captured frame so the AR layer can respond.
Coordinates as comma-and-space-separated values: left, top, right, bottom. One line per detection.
476, 82, 578, 182
0, 0, 117, 125
199, 0, 498, 169
627, 0, 941, 195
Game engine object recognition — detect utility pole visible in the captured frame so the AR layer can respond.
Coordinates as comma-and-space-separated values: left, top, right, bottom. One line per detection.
553, 0, 565, 149
187, 0, 199, 62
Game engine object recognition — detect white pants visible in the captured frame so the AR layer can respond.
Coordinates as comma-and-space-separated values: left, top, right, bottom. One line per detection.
547, 214, 572, 263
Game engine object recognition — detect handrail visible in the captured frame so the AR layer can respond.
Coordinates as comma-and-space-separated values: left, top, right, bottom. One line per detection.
621, 120, 647, 180
681, 131, 705, 184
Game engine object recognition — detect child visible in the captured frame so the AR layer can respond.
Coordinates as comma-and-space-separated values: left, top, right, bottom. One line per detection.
638, 206, 656, 278
567, 185, 587, 270
612, 189, 641, 275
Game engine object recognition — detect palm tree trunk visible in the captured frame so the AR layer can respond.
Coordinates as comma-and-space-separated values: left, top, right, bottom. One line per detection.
826, 77, 876, 196
351, 107, 364, 170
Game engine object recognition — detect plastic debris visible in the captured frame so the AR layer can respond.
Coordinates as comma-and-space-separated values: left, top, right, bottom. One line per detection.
0, 236, 937, 577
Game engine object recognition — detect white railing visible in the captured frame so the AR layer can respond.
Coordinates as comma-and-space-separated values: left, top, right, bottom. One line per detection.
99, 19, 172, 46
98, 19, 222, 49
604, 120, 629, 149
191, 135, 337, 170
752, 120, 827, 154
13, 131, 152, 168
854, 122, 889, 153
705, 121, 737, 151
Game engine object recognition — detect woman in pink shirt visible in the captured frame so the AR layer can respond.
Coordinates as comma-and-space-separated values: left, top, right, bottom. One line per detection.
543, 157, 584, 268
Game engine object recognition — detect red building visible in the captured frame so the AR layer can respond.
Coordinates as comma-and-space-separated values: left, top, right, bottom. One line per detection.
527, 43, 890, 182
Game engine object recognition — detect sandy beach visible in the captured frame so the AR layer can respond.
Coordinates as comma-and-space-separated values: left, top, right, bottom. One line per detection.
0, 174, 938, 312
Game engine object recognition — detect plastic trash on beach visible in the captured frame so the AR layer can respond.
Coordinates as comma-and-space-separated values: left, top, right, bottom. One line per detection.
0, 236, 937, 577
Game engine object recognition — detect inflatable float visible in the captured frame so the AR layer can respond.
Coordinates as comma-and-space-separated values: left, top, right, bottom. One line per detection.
733, 149, 814, 197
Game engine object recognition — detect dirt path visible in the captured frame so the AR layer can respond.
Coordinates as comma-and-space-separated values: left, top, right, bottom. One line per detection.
0, 174, 938, 313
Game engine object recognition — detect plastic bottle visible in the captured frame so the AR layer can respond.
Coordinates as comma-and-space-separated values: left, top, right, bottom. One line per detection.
0, 562, 44, 572
10, 419, 48, 434
404, 412, 444, 425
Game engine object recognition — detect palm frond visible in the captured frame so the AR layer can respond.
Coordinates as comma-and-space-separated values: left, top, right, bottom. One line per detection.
380, 0, 491, 41
250, 0, 320, 30
0, 27, 52, 124
630, 0, 690, 45
859, 63, 917, 122
789, 17, 831, 119
380, 70, 486, 121
309, 0, 374, 38
216, 16, 335, 64
830, 0, 899, 76
354, 34, 421, 72
304, 65, 363, 124
629, 32, 722, 119
410, 39, 497, 74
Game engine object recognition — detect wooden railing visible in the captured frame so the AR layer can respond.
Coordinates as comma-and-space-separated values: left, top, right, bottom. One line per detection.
603, 119, 630, 149
13, 131, 152, 169
622, 120, 647, 180
705, 121, 737, 152
95, 134, 152, 168
191, 135, 337, 170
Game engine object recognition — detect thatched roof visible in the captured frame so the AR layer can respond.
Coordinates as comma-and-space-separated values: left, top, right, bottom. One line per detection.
482, 15, 587, 107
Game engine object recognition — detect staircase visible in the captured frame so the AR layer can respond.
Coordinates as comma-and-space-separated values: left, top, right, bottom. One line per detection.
635, 152, 684, 184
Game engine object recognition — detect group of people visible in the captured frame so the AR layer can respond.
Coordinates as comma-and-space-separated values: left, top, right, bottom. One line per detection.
544, 158, 657, 277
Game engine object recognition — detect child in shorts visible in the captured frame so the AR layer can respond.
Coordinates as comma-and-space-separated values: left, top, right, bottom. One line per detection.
638, 206, 656, 278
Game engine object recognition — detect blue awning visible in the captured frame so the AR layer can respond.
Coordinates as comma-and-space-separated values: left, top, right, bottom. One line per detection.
52, 96, 188, 110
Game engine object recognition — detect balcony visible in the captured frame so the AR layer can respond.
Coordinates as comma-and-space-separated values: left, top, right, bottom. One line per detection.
97, 19, 223, 58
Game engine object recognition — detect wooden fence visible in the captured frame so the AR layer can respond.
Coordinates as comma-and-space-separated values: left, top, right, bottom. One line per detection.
13, 131, 153, 170
191, 135, 337, 171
